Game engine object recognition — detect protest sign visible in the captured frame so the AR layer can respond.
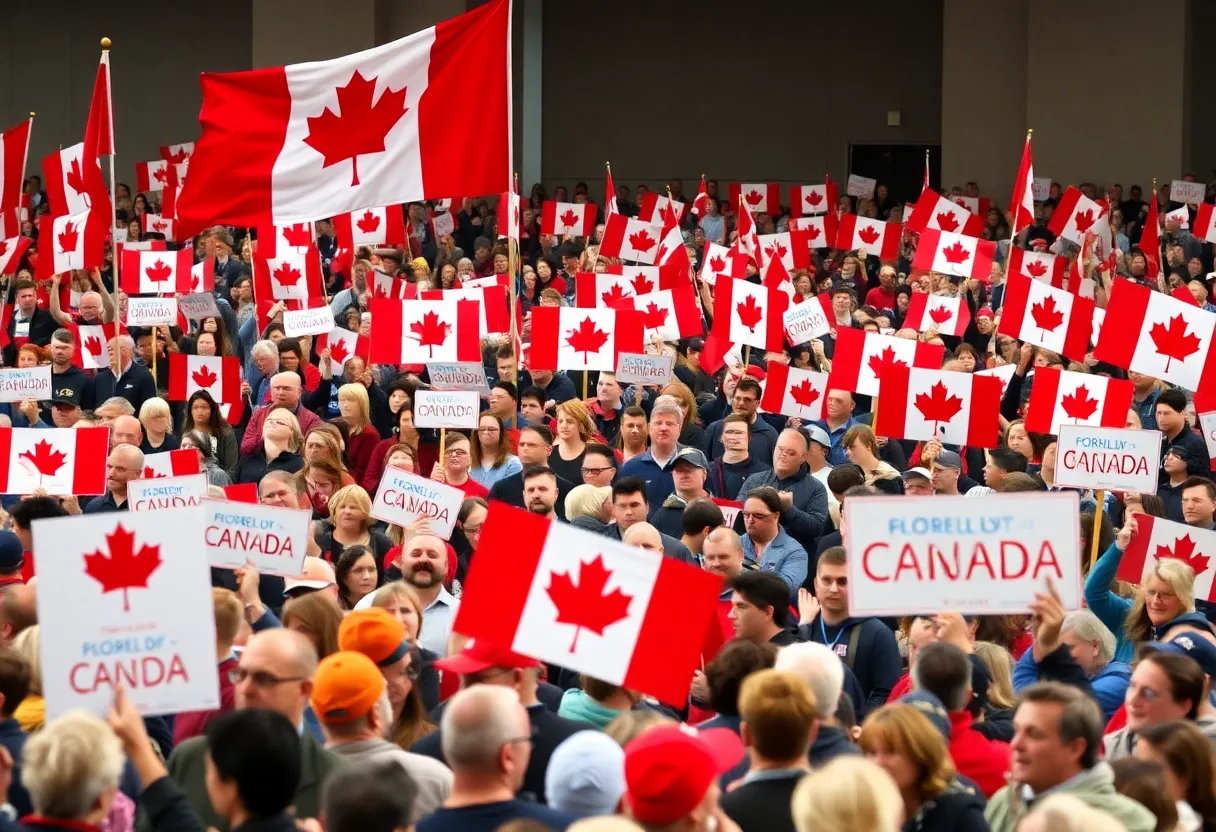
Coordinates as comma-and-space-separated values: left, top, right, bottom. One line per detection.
427, 361, 491, 395
711, 498, 742, 529
0, 366, 51, 402
128, 474, 209, 512
783, 300, 830, 345
844, 493, 1082, 616
33, 507, 219, 718
202, 499, 309, 575
177, 292, 221, 322
432, 210, 455, 239
283, 305, 336, 337
1031, 177, 1052, 201
126, 296, 178, 327
615, 352, 674, 385
847, 174, 876, 199
1201, 411, 1216, 471
370, 465, 464, 539
1170, 180, 1205, 204
1054, 424, 1161, 494
413, 389, 479, 429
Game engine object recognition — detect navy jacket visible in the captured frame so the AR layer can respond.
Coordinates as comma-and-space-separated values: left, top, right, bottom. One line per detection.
736, 463, 830, 556
801, 615, 901, 718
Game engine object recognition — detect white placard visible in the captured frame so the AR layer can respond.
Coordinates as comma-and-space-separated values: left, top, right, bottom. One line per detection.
126, 296, 178, 327
177, 292, 221, 322
112, 226, 129, 244
1054, 424, 1162, 494
0, 366, 51, 402
413, 389, 479, 429
847, 174, 876, 199
370, 465, 464, 539
432, 210, 455, 239
283, 305, 336, 337
1170, 180, 1205, 204
1199, 412, 1216, 471
1031, 177, 1052, 201
128, 474, 209, 512
428, 361, 491, 395
615, 352, 674, 385
783, 300, 830, 345
844, 493, 1082, 616
712, 498, 743, 530
462, 275, 504, 289
33, 507, 219, 718
202, 498, 309, 576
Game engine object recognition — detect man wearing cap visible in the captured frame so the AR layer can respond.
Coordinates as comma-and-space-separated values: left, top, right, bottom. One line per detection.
622, 723, 744, 831
44, 328, 94, 417
311, 650, 452, 821
1159, 449, 1195, 521
902, 466, 934, 496
737, 428, 830, 558
707, 414, 770, 500
0, 533, 26, 591
650, 447, 712, 539
931, 450, 966, 495
619, 398, 686, 507
676, 337, 717, 399
210, 229, 246, 293
544, 730, 626, 819
411, 640, 585, 808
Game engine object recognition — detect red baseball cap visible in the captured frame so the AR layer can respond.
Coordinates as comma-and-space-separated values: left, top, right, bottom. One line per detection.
433, 638, 540, 675
623, 724, 745, 825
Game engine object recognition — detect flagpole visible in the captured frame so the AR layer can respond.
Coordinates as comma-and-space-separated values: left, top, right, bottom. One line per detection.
507, 171, 520, 431
1089, 490, 1106, 571
1008, 128, 1030, 257
587, 162, 607, 274
101, 38, 121, 342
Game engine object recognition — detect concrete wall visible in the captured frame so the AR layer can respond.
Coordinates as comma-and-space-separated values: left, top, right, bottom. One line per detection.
1186, 0, 1216, 183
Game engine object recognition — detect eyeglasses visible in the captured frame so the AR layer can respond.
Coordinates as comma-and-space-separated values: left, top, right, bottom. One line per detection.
229, 668, 307, 687
1145, 589, 1178, 601
502, 725, 539, 748
742, 511, 776, 522
581, 466, 613, 476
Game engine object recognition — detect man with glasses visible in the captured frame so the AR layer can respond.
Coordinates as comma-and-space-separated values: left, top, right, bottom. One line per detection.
739, 487, 808, 601
579, 442, 617, 488
737, 428, 830, 557
84, 444, 144, 513
488, 425, 575, 517
429, 431, 489, 498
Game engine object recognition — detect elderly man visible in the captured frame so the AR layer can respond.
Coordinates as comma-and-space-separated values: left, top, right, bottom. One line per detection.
92, 335, 157, 415
240, 372, 322, 456
737, 428, 830, 557
49, 270, 113, 327
93, 396, 135, 428
111, 414, 144, 451
84, 444, 144, 513
242, 339, 281, 405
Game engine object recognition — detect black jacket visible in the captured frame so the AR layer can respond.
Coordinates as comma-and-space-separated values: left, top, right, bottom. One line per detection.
598, 522, 696, 564
801, 615, 902, 718
234, 447, 304, 486
488, 470, 576, 519
2, 307, 57, 366
720, 770, 806, 832
736, 463, 830, 556
902, 779, 989, 832
93, 361, 158, 416
0, 719, 30, 816
139, 774, 299, 832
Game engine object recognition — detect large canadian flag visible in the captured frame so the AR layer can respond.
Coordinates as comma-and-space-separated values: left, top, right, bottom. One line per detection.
998, 273, 1095, 364
835, 214, 901, 259
876, 366, 1002, 447
789, 179, 836, 218
1195, 204, 1216, 244
529, 307, 645, 372
0, 427, 109, 496
912, 228, 996, 280
332, 205, 406, 249
828, 327, 945, 397
1008, 246, 1066, 288
253, 248, 325, 304
905, 188, 983, 237
0, 236, 32, 276
1094, 278, 1216, 394
710, 278, 789, 353
903, 292, 971, 337
788, 215, 839, 254
36, 209, 106, 279
760, 363, 829, 421
420, 285, 510, 335
121, 250, 194, 295
728, 183, 780, 215
599, 214, 663, 264
611, 284, 703, 343
175, 0, 510, 236
1023, 366, 1134, 435
541, 201, 595, 237
0, 120, 32, 216
699, 243, 749, 285
1117, 514, 1216, 601
168, 354, 242, 410
1048, 187, 1107, 246
369, 297, 482, 365
454, 503, 723, 706
140, 449, 202, 481
316, 327, 371, 371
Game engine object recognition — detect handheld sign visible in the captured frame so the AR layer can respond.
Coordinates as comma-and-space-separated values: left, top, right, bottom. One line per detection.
847, 174, 876, 199
370, 465, 463, 539
128, 473, 209, 512
126, 297, 178, 327
783, 301, 830, 345
1031, 177, 1052, 201
177, 292, 221, 322
1170, 180, 1205, 204
202, 499, 309, 576
283, 305, 336, 337
33, 507, 220, 719
615, 352, 673, 385
0, 366, 51, 403
1200, 412, 1216, 472
428, 361, 492, 396
845, 493, 1082, 616
413, 389, 479, 429
1054, 425, 1161, 494
711, 498, 743, 530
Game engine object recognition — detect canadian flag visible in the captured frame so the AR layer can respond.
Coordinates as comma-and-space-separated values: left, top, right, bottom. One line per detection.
788, 215, 838, 254
1008, 134, 1034, 233
42, 143, 100, 217
36, 210, 106, 279
1023, 366, 1133, 435
906, 188, 984, 237
575, 269, 681, 308
0, 427, 109, 496
529, 306, 645, 372
1008, 246, 1066, 288
253, 248, 325, 304
828, 327, 945, 397
1048, 187, 1107, 246
316, 327, 371, 371
691, 175, 709, 217
789, 179, 837, 218
168, 354, 242, 410
257, 221, 316, 259
0, 120, 32, 218
760, 363, 829, 421
175, 0, 510, 236
710, 278, 788, 353
1116, 514, 1216, 601
976, 363, 1017, 399
141, 213, 176, 242
1164, 206, 1190, 230
638, 193, 685, 229
729, 183, 780, 215
876, 366, 1002, 447
699, 242, 748, 286
835, 215, 901, 259
420, 285, 510, 335
1094, 278, 1216, 394
140, 449, 202, 481
499, 189, 521, 242
912, 228, 996, 280
735, 198, 761, 264
654, 224, 689, 269
1200, 411, 1216, 472
453, 502, 723, 706
160, 142, 194, 164
0, 236, 32, 276
952, 196, 991, 217
1195, 204, 1216, 244
611, 284, 703, 343
332, 205, 406, 249
997, 273, 1095, 363
370, 269, 409, 300
1140, 196, 1162, 278
224, 483, 260, 504
190, 257, 216, 294
603, 165, 617, 219
761, 258, 796, 303
70, 323, 115, 370
903, 292, 972, 337
135, 160, 173, 193
756, 232, 808, 272
541, 201, 595, 237
599, 214, 664, 264
369, 297, 482, 364
121, 250, 194, 295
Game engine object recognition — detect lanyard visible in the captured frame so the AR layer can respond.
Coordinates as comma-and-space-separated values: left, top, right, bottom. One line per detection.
820, 617, 845, 650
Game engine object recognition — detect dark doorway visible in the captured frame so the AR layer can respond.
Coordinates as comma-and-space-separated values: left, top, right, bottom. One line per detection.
848, 144, 941, 205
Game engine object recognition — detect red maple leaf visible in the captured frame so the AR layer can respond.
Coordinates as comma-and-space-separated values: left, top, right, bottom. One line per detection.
356, 210, 381, 234
282, 223, 313, 248
372, 281, 389, 299
566, 317, 610, 360
142, 467, 166, 479
66, 158, 87, 196
1149, 314, 1202, 373
83, 335, 101, 357
630, 273, 654, 296
166, 148, 190, 164
18, 439, 67, 485
152, 166, 169, 184
806, 225, 821, 241
1157, 535, 1210, 576
83, 525, 162, 613
145, 259, 172, 284
736, 295, 764, 332
642, 302, 668, 329
867, 346, 909, 381
659, 203, 678, 227
1025, 259, 1047, 278
806, 190, 823, 207
601, 284, 630, 307
273, 262, 303, 288
58, 221, 78, 254
0, 241, 7, 257
788, 379, 821, 411
329, 339, 350, 365
302, 70, 408, 186
151, 220, 168, 232
928, 305, 953, 325
192, 366, 218, 389
745, 189, 764, 206
936, 212, 960, 232
409, 311, 451, 358
1072, 209, 1095, 233
628, 228, 656, 253
559, 208, 580, 229
857, 225, 880, 245
914, 381, 964, 436
709, 254, 726, 272
765, 241, 788, 261
1060, 385, 1099, 420
1030, 296, 1065, 336
941, 241, 970, 264
546, 555, 633, 652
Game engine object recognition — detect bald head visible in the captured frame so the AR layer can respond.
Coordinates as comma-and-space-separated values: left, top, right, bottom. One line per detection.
440, 684, 526, 771
269, 371, 302, 409
0, 584, 36, 641
235, 628, 317, 721
622, 522, 663, 554
112, 415, 143, 449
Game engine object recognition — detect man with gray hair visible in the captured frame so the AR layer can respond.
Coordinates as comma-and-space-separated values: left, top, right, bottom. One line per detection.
84, 444, 144, 513
240, 371, 322, 455
94, 397, 136, 426
93, 334, 156, 415
243, 339, 281, 405
618, 394, 686, 506
774, 642, 865, 766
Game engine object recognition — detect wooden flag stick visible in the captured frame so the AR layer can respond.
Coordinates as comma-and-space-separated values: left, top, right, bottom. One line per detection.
1089, 490, 1106, 571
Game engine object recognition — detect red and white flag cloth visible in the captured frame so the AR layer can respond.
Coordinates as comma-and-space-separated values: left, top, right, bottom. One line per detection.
168, 354, 242, 409
760, 363, 829, 421
756, 232, 809, 272
699, 242, 749, 285
1047, 187, 1107, 247
599, 215, 664, 264
912, 228, 996, 280
160, 142, 194, 164
368, 297, 482, 365
734, 197, 761, 264
541, 201, 595, 237
70, 323, 115, 370
875, 366, 1002, 448
1195, 204, 1216, 244
1094, 278, 1216, 394
603, 164, 617, 218
729, 183, 780, 215
835, 215, 901, 259
1023, 366, 1134, 435
139, 449, 201, 481
35, 209, 106, 279
135, 160, 174, 193
121, 250, 194, 295
905, 188, 984, 237
253, 248, 325, 304
1116, 514, 1216, 601
370, 269, 409, 300
902, 292, 972, 337
1165, 206, 1190, 230
499, 189, 521, 243
638, 193, 684, 229
1008, 246, 1066, 288
710, 278, 788, 353
1008, 133, 1034, 233
996, 272, 1095, 364
0, 426, 109, 496
84, 52, 114, 158
0, 119, 32, 215
420, 285, 510, 335
827, 327, 946, 397
174, 0, 510, 237
691, 175, 709, 217
0, 236, 32, 276
575, 268, 681, 308
610, 284, 702, 343
257, 222, 316, 259
952, 196, 991, 217
141, 214, 176, 241
42, 144, 98, 216
316, 327, 371, 371
761, 258, 795, 303
788, 214, 839, 253
190, 257, 216, 294
789, 179, 837, 218
332, 205, 405, 249
454, 502, 723, 706
529, 306, 645, 372
655, 225, 690, 270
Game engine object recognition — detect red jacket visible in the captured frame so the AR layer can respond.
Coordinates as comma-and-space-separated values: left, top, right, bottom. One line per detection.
949, 711, 1012, 798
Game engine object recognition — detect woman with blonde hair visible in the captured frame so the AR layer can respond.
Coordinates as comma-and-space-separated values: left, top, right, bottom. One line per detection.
972, 641, 1018, 711
12, 625, 43, 732
280, 591, 343, 659
470, 412, 521, 488
550, 399, 596, 485
313, 484, 393, 566
564, 484, 613, 533
335, 382, 380, 484
138, 397, 179, 454
791, 755, 904, 832
234, 407, 303, 484
22, 711, 126, 828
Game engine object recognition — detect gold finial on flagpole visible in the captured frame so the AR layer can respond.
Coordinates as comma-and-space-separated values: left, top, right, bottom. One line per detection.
28, 112, 34, 118
100, 37, 111, 50
1027, 128, 1033, 137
